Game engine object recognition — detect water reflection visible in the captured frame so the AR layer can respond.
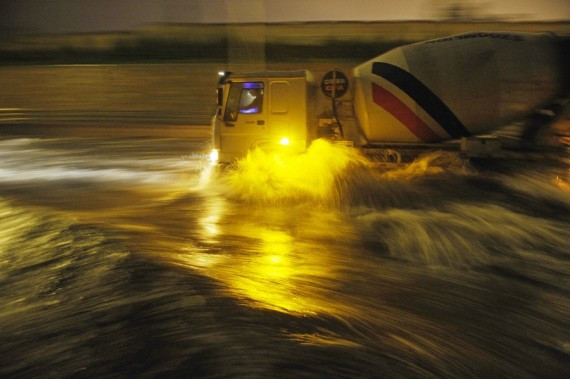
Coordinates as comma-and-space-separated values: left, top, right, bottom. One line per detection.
198, 196, 225, 244
231, 228, 306, 314
191, 202, 348, 315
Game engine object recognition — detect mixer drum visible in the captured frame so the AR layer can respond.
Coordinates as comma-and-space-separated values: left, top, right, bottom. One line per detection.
353, 32, 565, 143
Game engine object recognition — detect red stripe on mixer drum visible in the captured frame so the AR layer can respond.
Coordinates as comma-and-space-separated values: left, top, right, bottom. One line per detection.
372, 83, 441, 142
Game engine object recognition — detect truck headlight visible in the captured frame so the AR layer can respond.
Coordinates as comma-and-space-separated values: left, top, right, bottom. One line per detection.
279, 137, 290, 146
209, 149, 219, 163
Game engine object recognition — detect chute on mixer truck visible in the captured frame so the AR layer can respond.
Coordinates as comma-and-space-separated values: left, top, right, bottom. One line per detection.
210, 31, 569, 163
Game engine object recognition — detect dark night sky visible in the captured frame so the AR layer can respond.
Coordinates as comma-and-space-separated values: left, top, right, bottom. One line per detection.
0, 0, 568, 35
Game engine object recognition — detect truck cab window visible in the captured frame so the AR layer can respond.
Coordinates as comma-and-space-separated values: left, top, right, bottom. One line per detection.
239, 83, 264, 114
224, 82, 264, 122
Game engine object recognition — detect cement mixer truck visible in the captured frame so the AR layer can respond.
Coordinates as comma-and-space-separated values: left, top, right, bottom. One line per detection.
210, 31, 569, 163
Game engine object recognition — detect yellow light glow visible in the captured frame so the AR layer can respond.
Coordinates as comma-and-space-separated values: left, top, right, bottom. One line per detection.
197, 196, 225, 243
223, 228, 317, 314
177, 206, 349, 315
225, 139, 368, 202
209, 149, 219, 163
279, 137, 290, 146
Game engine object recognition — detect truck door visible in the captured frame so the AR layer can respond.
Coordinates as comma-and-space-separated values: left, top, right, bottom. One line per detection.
268, 81, 290, 138
267, 78, 308, 152
221, 81, 266, 157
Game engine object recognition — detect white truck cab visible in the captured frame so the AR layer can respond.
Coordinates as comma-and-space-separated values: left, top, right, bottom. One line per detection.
212, 70, 318, 162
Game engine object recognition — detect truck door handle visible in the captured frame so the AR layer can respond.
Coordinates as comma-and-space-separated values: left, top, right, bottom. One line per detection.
257, 120, 265, 125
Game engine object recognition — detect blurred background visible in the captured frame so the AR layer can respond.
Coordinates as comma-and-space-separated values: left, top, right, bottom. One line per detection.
0, 0, 569, 134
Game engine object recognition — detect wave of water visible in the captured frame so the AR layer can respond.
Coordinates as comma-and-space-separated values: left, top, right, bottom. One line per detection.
0, 136, 568, 377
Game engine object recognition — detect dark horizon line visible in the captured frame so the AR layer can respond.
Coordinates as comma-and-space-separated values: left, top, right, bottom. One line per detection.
2, 18, 569, 38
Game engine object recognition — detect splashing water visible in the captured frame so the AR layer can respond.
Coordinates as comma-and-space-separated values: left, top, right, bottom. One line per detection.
382, 151, 467, 180
215, 141, 472, 205
222, 139, 368, 202
356, 203, 570, 270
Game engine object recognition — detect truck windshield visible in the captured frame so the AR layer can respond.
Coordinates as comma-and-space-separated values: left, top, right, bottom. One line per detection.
224, 82, 264, 122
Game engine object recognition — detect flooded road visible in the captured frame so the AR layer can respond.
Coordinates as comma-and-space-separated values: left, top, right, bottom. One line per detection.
0, 135, 569, 377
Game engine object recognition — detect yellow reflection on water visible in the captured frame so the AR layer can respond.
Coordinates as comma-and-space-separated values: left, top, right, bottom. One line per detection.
231, 228, 312, 314
233, 225, 338, 315
188, 201, 352, 315
198, 196, 225, 243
